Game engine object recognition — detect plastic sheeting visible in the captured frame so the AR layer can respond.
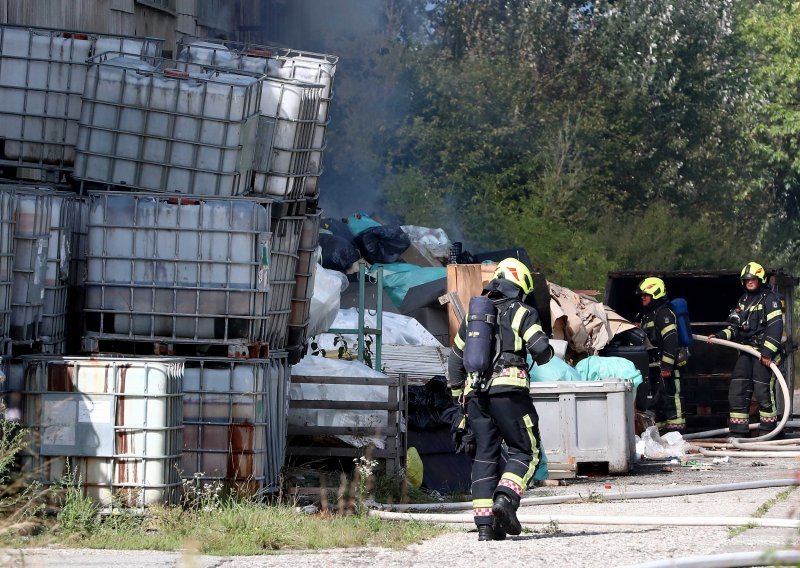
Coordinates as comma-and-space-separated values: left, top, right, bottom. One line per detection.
289, 357, 390, 449
306, 264, 346, 339
312, 308, 443, 352
575, 355, 643, 397
369, 263, 446, 308
400, 225, 451, 259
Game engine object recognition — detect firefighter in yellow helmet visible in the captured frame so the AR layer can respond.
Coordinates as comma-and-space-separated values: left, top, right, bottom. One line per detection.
447, 258, 553, 541
635, 276, 686, 433
709, 262, 784, 436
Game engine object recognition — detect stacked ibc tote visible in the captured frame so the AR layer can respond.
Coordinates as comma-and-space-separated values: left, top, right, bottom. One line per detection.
0, 24, 339, 508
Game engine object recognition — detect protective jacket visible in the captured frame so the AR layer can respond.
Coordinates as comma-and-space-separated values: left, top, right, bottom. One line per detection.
716, 285, 783, 359
448, 279, 550, 399
637, 298, 680, 374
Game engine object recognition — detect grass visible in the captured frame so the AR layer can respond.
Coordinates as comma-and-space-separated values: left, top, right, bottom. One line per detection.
0, 424, 448, 555
727, 487, 797, 538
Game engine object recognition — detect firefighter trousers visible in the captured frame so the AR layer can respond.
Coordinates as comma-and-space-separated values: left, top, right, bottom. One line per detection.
646, 366, 685, 431
728, 352, 781, 434
467, 391, 541, 527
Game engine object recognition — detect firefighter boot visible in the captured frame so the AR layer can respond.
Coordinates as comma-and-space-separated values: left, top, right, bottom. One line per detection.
477, 525, 494, 541
492, 494, 521, 536
492, 518, 507, 541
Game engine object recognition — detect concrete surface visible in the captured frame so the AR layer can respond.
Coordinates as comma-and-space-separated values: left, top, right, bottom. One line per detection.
2, 454, 799, 567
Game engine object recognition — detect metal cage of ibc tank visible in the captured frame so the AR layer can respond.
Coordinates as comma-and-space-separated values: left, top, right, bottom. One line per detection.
74, 53, 266, 197
19, 355, 185, 509
82, 192, 273, 356
263, 214, 305, 350
177, 37, 337, 199
287, 208, 322, 356
0, 188, 17, 351
0, 184, 77, 353
0, 24, 164, 181
181, 351, 290, 496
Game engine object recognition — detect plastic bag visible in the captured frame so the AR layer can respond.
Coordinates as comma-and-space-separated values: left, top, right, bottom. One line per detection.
320, 217, 354, 242
353, 225, 411, 264
401, 225, 452, 259
530, 356, 583, 382
636, 426, 689, 459
319, 232, 361, 272
406, 447, 424, 488
347, 212, 382, 236
371, 263, 447, 308
575, 355, 644, 399
306, 265, 343, 338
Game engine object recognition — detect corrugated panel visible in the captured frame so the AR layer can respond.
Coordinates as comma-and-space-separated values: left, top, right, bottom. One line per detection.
111, 0, 134, 13
5, 0, 136, 35
176, 13, 196, 35
380, 344, 449, 385
175, 0, 195, 14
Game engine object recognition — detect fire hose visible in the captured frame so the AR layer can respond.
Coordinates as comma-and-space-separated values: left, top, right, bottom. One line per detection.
683, 334, 800, 457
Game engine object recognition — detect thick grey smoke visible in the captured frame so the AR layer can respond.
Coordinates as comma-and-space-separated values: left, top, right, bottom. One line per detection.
257, 0, 396, 220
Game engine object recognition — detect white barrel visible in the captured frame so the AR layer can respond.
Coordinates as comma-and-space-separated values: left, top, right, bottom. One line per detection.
19, 355, 184, 509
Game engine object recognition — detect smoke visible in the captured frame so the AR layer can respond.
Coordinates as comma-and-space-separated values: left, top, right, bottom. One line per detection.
255, 1, 407, 221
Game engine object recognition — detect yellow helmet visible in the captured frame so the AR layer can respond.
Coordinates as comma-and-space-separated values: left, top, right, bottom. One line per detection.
637, 277, 666, 300
493, 258, 534, 295
741, 261, 767, 284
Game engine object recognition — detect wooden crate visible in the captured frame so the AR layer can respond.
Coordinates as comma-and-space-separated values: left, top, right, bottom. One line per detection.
286, 373, 408, 475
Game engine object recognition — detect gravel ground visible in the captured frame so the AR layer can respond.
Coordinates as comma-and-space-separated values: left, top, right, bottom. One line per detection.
2, 454, 799, 567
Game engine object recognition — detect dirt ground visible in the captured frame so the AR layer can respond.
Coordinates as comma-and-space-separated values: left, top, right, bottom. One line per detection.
2, 448, 799, 568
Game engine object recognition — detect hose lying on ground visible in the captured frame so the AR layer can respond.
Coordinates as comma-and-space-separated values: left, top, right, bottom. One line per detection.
625, 549, 800, 568
368, 509, 800, 529
683, 334, 790, 444
367, 478, 799, 513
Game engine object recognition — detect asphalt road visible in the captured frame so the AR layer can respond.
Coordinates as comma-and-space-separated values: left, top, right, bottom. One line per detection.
2, 453, 799, 567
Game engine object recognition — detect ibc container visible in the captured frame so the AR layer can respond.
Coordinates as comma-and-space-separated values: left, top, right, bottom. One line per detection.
287, 209, 322, 351
84, 192, 272, 347
530, 379, 635, 474
66, 196, 89, 354
0, 24, 163, 177
40, 191, 76, 352
10, 187, 52, 344
20, 355, 184, 509
74, 53, 263, 196
264, 215, 304, 349
177, 38, 337, 197
177, 40, 324, 199
0, 189, 17, 345
181, 352, 290, 495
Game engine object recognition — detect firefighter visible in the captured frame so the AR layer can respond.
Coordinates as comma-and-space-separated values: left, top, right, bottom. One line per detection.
447, 258, 553, 541
709, 262, 783, 436
635, 277, 686, 432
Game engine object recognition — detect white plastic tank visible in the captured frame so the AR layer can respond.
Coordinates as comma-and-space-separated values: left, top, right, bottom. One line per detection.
0, 25, 163, 170
40, 191, 76, 350
178, 40, 323, 198
75, 54, 262, 196
84, 192, 272, 343
20, 355, 184, 508
10, 187, 53, 343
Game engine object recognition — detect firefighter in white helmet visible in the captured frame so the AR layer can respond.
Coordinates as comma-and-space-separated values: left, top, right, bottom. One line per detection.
448, 258, 553, 541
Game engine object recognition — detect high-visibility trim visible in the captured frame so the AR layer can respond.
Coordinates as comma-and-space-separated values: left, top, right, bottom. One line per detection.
661, 323, 677, 335
521, 414, 539, 488
730, 412, 750, 419
759, 409, 778, 419
644, 321, 655, 329
523, 324, 543, 342
473, 507, 493, 517
661, 355, 675, 365
458, 416, 467, 430
454, 334, 465, 350
769, 375, 777, 415
498, 478, 524, 497
766, 309, 782, 321
491, 376, 529, 389
451, 388, 463, 398
510, 306, 526, 351
473, 498, 494, 508
721, 329, 733, 339
671, 376, 683, 424
763, 338, 780, 353
501, 471, 526, 489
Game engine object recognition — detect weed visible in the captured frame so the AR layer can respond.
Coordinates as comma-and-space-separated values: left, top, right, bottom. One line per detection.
727, 487, 796, 538
543, 520, 562, 535
56, 462, 98, 534
181, 472, 224, 512
353, 456, 379, 514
